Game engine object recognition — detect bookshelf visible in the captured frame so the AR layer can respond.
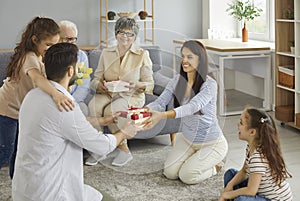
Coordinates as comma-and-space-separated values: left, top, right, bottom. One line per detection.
99, 0, 155, 46
275, 0, 300, 129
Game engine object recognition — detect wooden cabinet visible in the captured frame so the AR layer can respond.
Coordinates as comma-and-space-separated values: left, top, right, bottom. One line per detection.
275, 0, 300, 129
100, 0, 154, 47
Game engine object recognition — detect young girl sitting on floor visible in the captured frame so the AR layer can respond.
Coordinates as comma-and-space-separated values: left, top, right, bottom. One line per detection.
219, 107, 293, 201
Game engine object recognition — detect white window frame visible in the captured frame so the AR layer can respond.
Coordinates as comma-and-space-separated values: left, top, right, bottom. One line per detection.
239, 0, 275, 42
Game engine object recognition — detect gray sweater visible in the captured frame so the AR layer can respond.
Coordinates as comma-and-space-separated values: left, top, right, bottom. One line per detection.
147, 75, 223, 143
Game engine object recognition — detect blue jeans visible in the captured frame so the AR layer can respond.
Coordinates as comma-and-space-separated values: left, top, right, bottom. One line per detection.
224, 168, 271, 201
0, 115, 18, 179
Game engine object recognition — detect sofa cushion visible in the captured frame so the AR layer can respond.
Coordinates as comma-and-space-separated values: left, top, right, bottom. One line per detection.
87, 49, 102, 79
141, 46, 162, 72
153, 71, 171, 95
0, 51, 13, 87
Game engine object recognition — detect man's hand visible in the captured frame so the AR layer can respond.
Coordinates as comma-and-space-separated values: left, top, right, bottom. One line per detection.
86, 116, 100, 128
86, 112, 120, 127
120, 121, 143, 139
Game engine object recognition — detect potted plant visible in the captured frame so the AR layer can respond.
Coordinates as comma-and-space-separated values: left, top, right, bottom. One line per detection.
138, 11, 148, 20
226, 0, 263, 42
290, 40, 295, 54
107, 11, 116, 20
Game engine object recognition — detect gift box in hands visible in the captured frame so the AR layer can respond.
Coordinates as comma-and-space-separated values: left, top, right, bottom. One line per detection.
104, 80, 130, 92
119, 106, 151, 124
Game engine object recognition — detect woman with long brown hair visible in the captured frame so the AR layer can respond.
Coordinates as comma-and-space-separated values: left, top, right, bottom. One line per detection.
144, 40, 228, 184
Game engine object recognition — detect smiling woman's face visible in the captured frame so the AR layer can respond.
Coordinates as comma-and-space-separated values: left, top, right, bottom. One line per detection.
116, 29, 135, 47
181, 47, 199, 74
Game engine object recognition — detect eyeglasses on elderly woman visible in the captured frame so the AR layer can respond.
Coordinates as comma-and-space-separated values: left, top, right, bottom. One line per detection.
117, 31, 135, 37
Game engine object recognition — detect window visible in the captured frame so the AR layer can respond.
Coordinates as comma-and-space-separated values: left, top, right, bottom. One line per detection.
247, 0, 274, 42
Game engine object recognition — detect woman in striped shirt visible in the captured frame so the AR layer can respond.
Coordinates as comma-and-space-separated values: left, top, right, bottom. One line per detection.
145, 40, 228, 184
219, 107, 293, 201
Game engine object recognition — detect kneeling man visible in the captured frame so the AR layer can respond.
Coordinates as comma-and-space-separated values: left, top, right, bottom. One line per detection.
12, 43, 139, 201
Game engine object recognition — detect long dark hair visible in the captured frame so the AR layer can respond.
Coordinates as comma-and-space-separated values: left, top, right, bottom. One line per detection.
245, 107, 292, 186
174, 40, 208, 108
6, 17, 60, 81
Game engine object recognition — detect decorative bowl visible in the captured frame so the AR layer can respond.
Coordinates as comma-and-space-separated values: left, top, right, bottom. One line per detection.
117, 12, 138, 18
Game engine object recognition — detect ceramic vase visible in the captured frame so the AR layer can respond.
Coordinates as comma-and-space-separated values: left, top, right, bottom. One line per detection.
242, 22, 248, 42
291, 46, 295, 54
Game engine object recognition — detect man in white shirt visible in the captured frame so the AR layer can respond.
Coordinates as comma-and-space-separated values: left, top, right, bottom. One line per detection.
12, 43, 139, 201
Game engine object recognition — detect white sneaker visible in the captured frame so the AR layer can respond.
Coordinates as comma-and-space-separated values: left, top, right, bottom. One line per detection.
111, 150, 133, 167
84, 154, 107, 166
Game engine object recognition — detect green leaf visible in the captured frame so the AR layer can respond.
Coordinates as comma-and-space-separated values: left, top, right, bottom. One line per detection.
226, 0, 263, 22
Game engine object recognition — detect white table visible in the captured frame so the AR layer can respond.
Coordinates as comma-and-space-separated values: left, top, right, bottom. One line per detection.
173, 39, 271, 116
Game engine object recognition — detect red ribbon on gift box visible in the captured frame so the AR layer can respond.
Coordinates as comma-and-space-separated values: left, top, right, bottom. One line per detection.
131, 111, 151, 120
119, 107, 151, 120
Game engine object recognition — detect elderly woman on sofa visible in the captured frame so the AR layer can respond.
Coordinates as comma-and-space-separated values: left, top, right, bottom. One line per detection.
86, 17, 154, 167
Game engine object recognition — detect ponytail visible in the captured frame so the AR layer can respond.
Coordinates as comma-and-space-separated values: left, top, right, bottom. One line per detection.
246, 108, 292, 186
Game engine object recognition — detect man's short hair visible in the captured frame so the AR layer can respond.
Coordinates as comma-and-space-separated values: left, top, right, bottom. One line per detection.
44, 43, 78, 81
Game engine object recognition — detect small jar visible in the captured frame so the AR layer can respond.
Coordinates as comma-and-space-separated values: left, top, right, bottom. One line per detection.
283, 7, 294, 19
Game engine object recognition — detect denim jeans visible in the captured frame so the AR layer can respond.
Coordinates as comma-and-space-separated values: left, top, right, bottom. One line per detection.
224, 168, 271, 201
0, 115, 18, 178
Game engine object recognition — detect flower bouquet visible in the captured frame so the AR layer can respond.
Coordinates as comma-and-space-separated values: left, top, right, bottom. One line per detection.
75, 62, 93, 85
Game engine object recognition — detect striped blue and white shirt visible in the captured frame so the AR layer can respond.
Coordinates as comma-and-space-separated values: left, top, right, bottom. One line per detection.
147, 75, 222, 143
245, 145, 293, 201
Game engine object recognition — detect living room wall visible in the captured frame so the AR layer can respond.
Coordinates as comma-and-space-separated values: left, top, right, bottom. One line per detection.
0, 0, 202, 71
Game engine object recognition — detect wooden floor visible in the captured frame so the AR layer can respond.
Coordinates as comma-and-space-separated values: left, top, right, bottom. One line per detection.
223, 111, 300, 200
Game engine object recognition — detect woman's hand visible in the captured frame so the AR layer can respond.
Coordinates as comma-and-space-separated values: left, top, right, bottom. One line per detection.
53, 91, 74, 112
143, 110, 166, 130
126, 81, 146, 93
96, 80, 108, 94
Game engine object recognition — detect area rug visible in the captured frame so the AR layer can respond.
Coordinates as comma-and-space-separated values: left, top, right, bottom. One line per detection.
0, 137, 224, 201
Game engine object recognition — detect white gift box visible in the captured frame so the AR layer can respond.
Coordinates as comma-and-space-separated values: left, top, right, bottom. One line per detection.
104, 80, 129, 92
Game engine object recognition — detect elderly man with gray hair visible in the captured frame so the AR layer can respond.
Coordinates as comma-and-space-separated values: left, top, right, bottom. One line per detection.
59, 20, 90, 116
86, 17, 154, 167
